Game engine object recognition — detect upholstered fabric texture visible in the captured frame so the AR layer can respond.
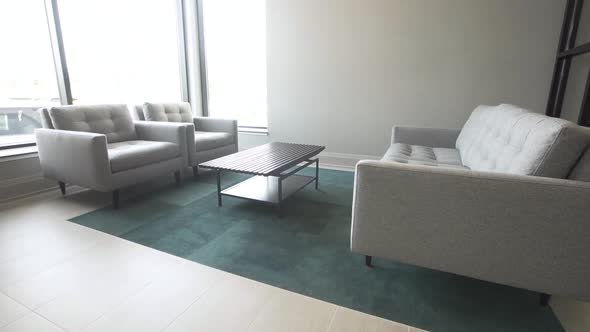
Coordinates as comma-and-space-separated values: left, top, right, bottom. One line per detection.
133, 103, 238, 167
569, 148, 590, 182
134, 121, 191, 168
107, 140, 180, 173
143, 102, 193, 123
35, 128, 113, 191
193, 144, 238, 164
456, 104, 590, 178
38, 108, 54, 129
352, 160, 590, 301
194, 131, 235, 151
131, 105, 145, 121
35, 108, 188, 192
48, 104, 137, 143
382, 144, 466, 168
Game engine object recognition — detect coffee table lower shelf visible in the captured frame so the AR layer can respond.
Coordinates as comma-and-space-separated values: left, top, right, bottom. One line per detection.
221, 175, 315, 207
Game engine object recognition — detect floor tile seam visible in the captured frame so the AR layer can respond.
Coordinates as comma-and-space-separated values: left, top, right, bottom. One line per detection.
0, 234, 113, 291
162, 272, 233, 331
8, 236, 152, 311
244, 288, 283, 331
77, 279, 155, 332
0, 290, 32, 328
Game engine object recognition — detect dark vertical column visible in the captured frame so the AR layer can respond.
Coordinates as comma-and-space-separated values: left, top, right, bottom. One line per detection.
578, 69, 590, 126
546, 0, 584, 118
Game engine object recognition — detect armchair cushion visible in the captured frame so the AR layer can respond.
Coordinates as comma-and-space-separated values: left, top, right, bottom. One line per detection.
108, 140, 180, 173
194, 131, 234, 151
382, 144, 465, 168
143, 102, 193, 123
48, 104, 137, 143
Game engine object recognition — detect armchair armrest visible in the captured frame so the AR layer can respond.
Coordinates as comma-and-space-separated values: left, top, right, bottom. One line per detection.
392, 126, 461, 148
352, 160, 590, 300
134, 121, 193, 167
194, 117, 238, 139
35, 129, 112, 191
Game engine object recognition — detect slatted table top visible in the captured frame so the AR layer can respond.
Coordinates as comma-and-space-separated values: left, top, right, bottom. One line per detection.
199, 142, 325, 176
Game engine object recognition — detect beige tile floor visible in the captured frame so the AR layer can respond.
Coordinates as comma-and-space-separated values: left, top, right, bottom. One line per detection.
0, 190, 427, 332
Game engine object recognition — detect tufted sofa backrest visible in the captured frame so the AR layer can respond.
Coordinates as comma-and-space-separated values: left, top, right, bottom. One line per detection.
130, 105, 145, 121
456, 104, 590, 179
142, 102, 193, 123
46, 104, 137, 143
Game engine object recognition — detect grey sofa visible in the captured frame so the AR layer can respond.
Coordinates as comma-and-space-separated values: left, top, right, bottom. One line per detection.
36, 104, 187, 208
132, 102, 238, 177
351, 104, 590, 302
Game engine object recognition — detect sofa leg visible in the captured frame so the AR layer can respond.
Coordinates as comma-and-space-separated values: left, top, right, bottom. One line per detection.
365, 255, 373, 267
58, 181, 66, 196
112, 190, 120, 209
540, 293, 551, 307
174, 171, 181, 185
192, 166, 199, 179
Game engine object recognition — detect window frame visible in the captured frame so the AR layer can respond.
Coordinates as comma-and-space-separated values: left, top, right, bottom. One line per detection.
1, 0, 190, 152
1, 0, 266, 154
195, 0, 269, 133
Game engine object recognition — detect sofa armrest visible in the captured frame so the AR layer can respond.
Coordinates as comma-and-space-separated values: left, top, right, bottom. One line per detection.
35, 129, 112, 191
352, 160, 590, 300
194, 117, 238, 142
391, 126, 461, 148
134, 121, 193, 167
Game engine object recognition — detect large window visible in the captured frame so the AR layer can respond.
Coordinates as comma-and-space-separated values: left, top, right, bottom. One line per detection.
201, 0, 268, 129
58, 0, 183, 104
0, 0, 60, 147
1, 0, 258, 151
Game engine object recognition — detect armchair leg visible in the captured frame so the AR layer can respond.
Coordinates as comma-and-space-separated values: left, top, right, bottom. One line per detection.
192, 166, 199, 179
365, 255, 373, 267
174, 171, 181, 186
58, 181, 66, 196
540, 293, 551, 307
112, 190, 120, 209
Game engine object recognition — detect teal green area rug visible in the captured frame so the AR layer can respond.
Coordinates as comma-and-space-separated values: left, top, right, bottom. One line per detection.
70, 168, 563, 332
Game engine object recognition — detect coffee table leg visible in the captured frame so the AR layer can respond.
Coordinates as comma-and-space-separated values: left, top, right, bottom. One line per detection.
217, 170, 222, 207
315, 159, 319, 190
277, 177, 283, 217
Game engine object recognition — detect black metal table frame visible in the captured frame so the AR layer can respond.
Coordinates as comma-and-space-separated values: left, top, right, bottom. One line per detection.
215, 158, 320, 216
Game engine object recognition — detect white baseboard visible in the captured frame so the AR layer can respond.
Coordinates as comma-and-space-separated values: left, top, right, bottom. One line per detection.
318, 151, 380, 171
0, 173, 85, 209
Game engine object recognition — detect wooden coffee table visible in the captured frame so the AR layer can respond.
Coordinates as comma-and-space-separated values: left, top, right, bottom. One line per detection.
199, 142, 325, 215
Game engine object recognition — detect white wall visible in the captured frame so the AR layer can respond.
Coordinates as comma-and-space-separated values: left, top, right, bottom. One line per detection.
2, 0, 590, 330
260, 0, 564, 156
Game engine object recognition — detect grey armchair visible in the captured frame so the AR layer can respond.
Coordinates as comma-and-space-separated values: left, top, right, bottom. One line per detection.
36, 104, 187, 208
351, 104, 590, 302
132, 102, 238, 177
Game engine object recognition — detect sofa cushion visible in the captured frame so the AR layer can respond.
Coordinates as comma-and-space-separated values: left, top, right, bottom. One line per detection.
107, 140, 180, 173
48, 104, 136, 143
382, 143, 467, 169
194, 131, 234, 152
569, 148, 590, 182
143, 102, 193, 123
130, 105, 145, 120
456, 104, 590, 178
